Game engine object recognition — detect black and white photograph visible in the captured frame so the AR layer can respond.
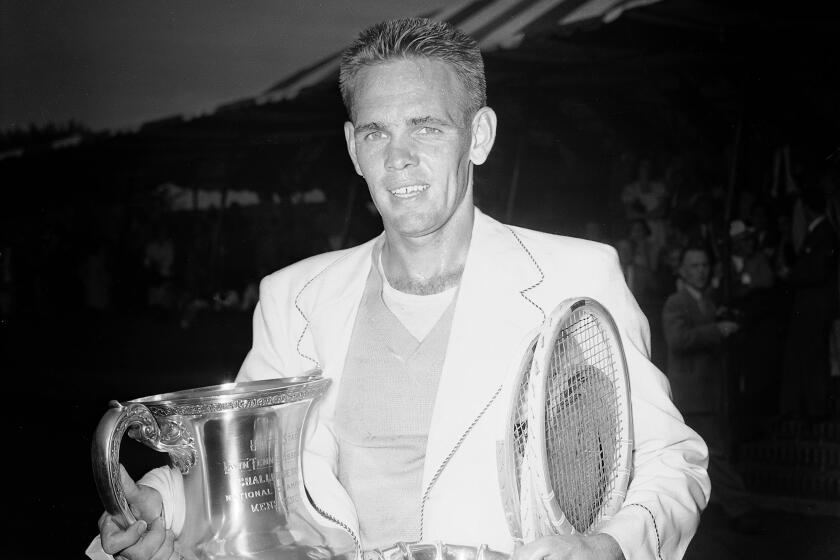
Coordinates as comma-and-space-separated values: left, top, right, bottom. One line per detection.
2, 1, 838, 558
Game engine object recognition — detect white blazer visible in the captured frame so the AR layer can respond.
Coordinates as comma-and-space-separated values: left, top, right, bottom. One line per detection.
236, 209, 711, 560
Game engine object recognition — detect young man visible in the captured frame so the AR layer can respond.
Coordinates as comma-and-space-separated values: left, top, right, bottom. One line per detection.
92, 18, 709, 560
662, 247, 757, 531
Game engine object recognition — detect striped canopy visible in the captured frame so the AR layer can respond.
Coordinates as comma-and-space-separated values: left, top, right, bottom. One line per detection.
254, 0, 661, 105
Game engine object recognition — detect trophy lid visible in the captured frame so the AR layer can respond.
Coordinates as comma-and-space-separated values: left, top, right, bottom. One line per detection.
126, 370, 330, 416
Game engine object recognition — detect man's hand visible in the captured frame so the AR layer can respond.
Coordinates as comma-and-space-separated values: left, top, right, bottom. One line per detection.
716, 320, 740, 338
512, 533, 625, 560
98, 464, 176, 560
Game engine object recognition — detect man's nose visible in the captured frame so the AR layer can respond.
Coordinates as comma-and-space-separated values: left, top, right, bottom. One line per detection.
384, 137, 418, 170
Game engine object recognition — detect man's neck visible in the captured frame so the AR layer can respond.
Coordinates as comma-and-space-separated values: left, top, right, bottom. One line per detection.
381, 208, 474, 295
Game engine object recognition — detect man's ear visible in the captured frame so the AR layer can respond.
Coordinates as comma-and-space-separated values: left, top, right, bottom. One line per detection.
469, 106, 497, 166
344, 121, 363, 176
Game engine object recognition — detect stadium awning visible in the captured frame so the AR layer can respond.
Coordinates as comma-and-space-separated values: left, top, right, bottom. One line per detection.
253, 0, 661, 105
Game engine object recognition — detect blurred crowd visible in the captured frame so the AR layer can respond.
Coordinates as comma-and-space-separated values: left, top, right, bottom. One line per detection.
2, 149, 838, 428
0, 193, 348, 328
583, 151, 840, 528
584, 153, 840, 428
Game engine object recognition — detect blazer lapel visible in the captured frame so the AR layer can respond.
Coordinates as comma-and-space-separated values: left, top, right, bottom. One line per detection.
304, 237, 380, 418
422, 210, 545, 487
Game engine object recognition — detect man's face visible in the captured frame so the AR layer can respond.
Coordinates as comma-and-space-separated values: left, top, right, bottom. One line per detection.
343, 57, 492, 239
679, 249, 710, 290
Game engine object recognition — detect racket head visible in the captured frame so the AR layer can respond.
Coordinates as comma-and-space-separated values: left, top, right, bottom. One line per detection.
526, 298, 633, 536
497, 330, 539, 541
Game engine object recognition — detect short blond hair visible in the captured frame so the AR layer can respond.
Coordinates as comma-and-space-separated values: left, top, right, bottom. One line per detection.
339, 18, 486, 122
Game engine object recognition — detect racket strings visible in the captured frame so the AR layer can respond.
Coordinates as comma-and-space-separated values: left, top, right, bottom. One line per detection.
512, 341, 537, 494
513, 376, 530, 481
544, 310, 623, 533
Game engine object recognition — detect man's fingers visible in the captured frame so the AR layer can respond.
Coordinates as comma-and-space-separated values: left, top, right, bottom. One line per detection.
146, 523, 176, 560
155, 530, 177, 560
115, 515, 168, 560
512, 537, 576, 560
117, 463, 146, 524
119, 463, 164, 523
134, 514, 167, 551
99, 512, 147, 556
512, 539, 550, 560
119, 463, 140, 500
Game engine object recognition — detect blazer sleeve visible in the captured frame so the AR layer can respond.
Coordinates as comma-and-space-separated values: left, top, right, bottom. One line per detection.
591, 250, 710, 560
237, 272, 311, 381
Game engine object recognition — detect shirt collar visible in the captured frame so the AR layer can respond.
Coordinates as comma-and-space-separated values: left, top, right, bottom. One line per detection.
681, 281, 705, 302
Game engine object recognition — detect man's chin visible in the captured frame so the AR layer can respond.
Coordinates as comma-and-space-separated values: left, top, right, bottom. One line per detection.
384, 216, 442, 239
388, 224, 437, 239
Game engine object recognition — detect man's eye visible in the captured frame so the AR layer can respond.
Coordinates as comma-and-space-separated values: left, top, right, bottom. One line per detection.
417, 126, 442, 135
364, 131, 385, 141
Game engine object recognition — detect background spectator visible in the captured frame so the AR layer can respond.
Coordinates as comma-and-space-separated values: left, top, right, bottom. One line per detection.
662, 246, 760, 532
780, 187, 839, 419
621, 157, 670, 263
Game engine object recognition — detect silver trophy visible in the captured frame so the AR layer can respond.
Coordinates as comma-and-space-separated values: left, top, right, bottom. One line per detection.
92, 372, 353, 560
371, 542, 509, 560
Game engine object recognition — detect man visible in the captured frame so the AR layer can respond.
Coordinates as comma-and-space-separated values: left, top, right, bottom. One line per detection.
728, 219, 775, 297
781, 187, 838, 418
662, 247, 756, 531
92, 18, 709, 560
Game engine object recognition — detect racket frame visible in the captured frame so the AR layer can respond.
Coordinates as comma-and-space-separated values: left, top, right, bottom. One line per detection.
526, 298, 634, 536
496, 330, 540, 542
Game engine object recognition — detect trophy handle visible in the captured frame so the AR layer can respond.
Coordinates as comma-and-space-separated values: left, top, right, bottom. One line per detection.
91, 400, 196, 526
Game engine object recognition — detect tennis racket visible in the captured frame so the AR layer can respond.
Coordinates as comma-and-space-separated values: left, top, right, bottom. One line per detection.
498, 298, 633, 542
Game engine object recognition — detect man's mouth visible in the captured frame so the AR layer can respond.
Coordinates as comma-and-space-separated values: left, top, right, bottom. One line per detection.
389, 183, 430, 199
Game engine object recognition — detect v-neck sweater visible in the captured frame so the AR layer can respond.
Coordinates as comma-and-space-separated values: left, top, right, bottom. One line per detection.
333, 254, 457, 550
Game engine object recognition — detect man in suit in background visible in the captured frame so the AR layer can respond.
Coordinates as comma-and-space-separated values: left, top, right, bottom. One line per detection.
663, 246, 760, 532
781, 187, 839, 418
